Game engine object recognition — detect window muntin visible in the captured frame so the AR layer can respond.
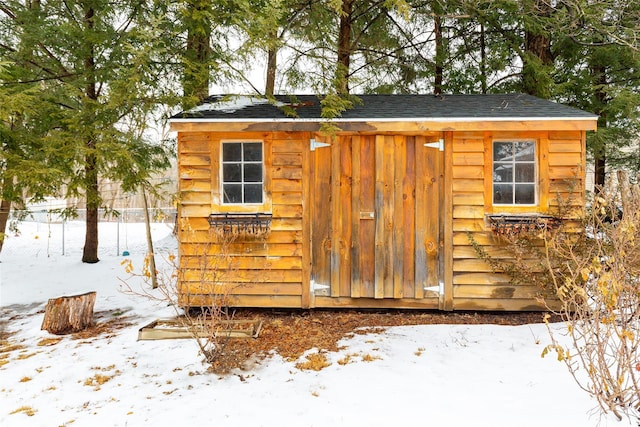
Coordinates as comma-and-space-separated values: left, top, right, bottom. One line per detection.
221, 142, 263, 204
492, 141, 536, 205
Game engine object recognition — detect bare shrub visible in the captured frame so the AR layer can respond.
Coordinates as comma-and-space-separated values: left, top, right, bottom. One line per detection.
473, 172, 640, 421
539, 172, 640, 422
120, 218, 241, 371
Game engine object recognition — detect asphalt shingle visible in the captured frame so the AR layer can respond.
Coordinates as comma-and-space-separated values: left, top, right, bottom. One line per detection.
171, 93, 596, 121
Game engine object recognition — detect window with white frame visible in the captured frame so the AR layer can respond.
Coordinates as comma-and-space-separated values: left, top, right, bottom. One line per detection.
492, 141, 537, 205
221, 142, 263, 204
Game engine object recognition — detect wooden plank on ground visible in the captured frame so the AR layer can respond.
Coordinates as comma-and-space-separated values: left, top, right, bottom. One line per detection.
138, 319, 263, 340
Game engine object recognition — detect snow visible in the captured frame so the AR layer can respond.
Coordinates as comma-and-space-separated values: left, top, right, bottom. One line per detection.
0, 220, 633, 427
186, 96, 285, 113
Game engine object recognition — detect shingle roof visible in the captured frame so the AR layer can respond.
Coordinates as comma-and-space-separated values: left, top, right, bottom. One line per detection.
170, 93, 597, 122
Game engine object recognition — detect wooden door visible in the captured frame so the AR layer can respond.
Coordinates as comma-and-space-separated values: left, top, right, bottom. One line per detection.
310, 135, 442, 305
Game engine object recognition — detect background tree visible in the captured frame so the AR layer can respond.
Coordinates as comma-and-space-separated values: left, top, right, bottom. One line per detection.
552, 0, 640, 189
180, 0, 213, 106
0, 0, 175, 262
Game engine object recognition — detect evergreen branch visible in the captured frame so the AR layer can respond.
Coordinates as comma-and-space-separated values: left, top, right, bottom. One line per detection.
0, 42, 71, 83
0, 72, 81, 85
0, 4, 73, 77
62, 0, 82, 27
0, 5, 17, 20
351, 0, 387, 23
384, 10, 435, 69
349, 8, 386, 52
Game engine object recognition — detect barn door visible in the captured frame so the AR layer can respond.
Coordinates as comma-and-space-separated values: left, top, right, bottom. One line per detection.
310, 135, 442, 305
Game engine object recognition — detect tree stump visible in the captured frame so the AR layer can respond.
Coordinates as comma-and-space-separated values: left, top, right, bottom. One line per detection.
41, 292, 96, 334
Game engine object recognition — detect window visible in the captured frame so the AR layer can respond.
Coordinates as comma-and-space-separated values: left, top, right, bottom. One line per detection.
492, 141, 536, 205
221, 142, 263, 204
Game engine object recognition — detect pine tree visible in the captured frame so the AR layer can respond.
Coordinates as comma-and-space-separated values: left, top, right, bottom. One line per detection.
0, 1, 174, 261
552, 0, 640, 189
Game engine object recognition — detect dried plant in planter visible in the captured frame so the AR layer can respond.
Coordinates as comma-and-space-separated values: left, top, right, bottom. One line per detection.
208, 213, 271, 241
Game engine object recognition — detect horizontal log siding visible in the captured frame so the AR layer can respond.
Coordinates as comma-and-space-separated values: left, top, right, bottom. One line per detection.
451, 131, 585, 311
178, 132, 306, 307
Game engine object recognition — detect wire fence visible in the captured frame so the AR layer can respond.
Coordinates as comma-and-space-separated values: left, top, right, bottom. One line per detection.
12, 207, 176, 224
8, 208, 177, 257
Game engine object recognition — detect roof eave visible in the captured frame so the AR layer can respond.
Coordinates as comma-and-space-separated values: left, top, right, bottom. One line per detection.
170, 116, 598, 133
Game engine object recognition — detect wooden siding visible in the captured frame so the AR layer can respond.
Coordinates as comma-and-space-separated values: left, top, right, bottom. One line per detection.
451, 130, 586, 311
309, 134, 440, 309
177, 132, 307, 308
176, 126, 589, 311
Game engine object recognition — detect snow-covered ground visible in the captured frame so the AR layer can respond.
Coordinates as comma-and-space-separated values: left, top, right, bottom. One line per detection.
0, 220, 632, 427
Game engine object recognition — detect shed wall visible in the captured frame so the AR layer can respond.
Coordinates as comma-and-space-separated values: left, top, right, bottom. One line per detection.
177, 131, 308, 308
450, 130, 586, 310
176, 128, 586, 311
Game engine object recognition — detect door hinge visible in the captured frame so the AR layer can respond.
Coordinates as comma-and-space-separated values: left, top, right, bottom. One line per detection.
424, 139, 444, 151
310, 138, 331, 151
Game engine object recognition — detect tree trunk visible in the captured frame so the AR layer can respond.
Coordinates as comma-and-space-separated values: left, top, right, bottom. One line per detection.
83, 193, 99, 263
184, 0, 211, 104
523, 0, 553, 98
142, 186, 158, 288
0, 199, 10, 253
336, 0, 353, 95
82, 4, 99, 263
592, 63, 608, 191
41, 292, 96, 334
479, 24, 487, 94
434, 12, 443, 95
265, 28, 278, 96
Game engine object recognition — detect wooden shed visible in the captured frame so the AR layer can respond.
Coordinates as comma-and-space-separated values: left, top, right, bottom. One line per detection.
169, 94, 597, 311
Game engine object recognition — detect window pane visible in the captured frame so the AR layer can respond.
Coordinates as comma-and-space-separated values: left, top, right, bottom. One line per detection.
515, 184, 535, 204
493, 164, 513, 183
243, 143, 262, 161
493, 142, 513, 162
244, 184, 263, 203
515, 163, 535, 182
223, 164, 241, 182
223, 143, 242, 161
244, 164, 262, 182
223, 184, 242, 203
514, 142, 535, 161
493, 184, 513, 204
